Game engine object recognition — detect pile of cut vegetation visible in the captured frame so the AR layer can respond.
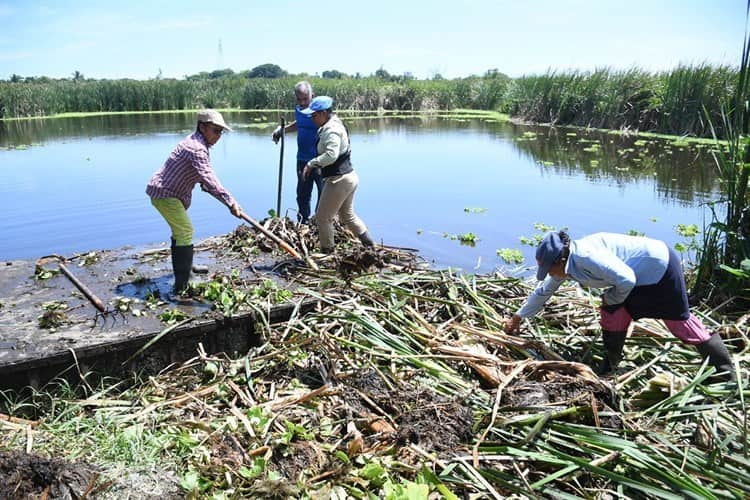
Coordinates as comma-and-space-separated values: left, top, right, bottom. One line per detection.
0, 223, 747, 498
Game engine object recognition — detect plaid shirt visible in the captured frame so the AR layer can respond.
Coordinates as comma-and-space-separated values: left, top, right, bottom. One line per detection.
146, 132, 235, 209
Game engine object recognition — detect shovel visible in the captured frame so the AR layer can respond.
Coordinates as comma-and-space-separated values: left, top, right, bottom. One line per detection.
236, 212, 318, 270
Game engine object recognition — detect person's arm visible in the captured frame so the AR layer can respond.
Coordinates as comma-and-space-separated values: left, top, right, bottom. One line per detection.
272, 121, 298, 142
579, 253, 636, 307
303, 127, 344, 179
505, 277, 565, 333
307, 128, 342, 168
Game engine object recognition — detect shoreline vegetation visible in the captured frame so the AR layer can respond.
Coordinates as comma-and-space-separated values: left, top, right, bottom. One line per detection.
0, 227, 747, 498
0, 63, 741, 140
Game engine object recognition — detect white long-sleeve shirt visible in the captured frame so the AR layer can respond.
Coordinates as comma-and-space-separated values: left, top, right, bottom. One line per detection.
517, 233, 670, 318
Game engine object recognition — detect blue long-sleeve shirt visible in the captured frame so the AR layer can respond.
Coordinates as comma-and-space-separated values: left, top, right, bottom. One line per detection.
517, 233, 670, 318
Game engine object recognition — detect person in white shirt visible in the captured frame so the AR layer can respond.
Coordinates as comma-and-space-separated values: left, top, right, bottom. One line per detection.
505, 231, 735, 381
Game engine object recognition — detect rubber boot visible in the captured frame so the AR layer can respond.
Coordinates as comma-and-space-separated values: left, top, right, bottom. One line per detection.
172, 237, 207, 274
695, 333, 735, 382
358, 231, 375, 247
596, 330, 627, 375
172, 245, 193, 293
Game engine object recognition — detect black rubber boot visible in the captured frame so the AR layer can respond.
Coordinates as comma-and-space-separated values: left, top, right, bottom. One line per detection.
695, 333, 735, 382
172, 245, 193, 293
172, 237, 207, 274
358, 231, 375, 247
596, 330, 627, 375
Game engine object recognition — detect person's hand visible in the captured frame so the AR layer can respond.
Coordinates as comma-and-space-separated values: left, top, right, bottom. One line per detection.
504, 314, 522, 334
229, 202, 243, 218
302, 163, 312, 180
271, 126, 282, 144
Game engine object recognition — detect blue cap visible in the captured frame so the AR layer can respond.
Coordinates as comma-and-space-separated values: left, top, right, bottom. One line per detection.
535, 232, 564, 280
300, 96, 333, 115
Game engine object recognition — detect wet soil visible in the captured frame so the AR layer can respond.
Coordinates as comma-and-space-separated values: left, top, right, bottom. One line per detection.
344, 370, 474, 457
502, 376, 621, 428
333, 247, 389, 280
272, 441, 328, 483
0, 450, 99, 499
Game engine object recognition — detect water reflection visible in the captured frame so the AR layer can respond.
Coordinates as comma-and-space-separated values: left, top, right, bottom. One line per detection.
506, 124, 718, 205
0, 112, 720, 273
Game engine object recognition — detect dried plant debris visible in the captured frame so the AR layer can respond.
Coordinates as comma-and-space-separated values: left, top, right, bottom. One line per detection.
2, 225, 747, 499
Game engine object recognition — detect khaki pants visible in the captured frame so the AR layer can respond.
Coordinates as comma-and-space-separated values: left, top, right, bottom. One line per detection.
317, 171, 367, 250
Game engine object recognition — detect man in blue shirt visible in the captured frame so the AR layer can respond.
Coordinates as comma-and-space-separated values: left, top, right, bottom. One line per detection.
272, 81, 323, 223
505, 231, 735, 381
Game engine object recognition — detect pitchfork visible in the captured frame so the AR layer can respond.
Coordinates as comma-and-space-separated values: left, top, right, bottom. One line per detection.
35, 254, 124, 327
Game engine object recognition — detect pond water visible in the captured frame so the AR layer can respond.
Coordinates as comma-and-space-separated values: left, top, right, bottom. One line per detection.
0, 111, 720, 275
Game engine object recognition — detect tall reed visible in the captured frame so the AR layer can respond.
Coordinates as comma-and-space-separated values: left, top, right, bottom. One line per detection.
693, 5, 750, 305
505, 65, 737, 137
0, 76, 510, 119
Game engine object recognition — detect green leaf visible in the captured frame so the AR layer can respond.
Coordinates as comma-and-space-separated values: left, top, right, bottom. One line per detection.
180, 470, 211, 492
359, 461, 387, 487
238, 458, 266, 480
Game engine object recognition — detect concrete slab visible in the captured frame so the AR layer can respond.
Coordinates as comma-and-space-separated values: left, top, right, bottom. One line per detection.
0, 234, 314, 390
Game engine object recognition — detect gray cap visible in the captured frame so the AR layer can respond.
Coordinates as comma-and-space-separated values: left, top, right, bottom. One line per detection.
197, 109, 232, 132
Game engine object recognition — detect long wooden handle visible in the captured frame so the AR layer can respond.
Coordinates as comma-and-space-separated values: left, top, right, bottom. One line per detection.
36, 254, 108, 313
58, 262, 107, 312
276, 117, 285, 217
238, 213, 302, 260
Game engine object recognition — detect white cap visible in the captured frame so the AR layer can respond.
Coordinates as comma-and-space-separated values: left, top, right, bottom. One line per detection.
197, 109, 232, 132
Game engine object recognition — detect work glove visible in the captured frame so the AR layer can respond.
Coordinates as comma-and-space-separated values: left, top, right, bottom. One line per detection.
271, 126, 282, 143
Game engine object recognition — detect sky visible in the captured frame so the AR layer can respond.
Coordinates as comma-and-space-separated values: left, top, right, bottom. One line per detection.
0, 0, 746, 81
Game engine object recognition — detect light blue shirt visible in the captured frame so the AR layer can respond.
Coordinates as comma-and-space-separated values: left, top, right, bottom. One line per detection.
517, 233, 670, 318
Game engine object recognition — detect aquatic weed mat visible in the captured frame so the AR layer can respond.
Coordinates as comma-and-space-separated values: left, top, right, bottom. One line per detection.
0, 254, 747, 498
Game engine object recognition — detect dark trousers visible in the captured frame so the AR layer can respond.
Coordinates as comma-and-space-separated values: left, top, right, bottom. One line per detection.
625, 247, 690, 321
296, 159, 323, 223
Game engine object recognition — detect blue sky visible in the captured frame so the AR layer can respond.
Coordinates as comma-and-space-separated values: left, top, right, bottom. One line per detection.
0, 0, 745, 80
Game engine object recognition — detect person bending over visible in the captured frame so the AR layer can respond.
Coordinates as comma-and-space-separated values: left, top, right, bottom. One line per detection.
505, 231, 735, 381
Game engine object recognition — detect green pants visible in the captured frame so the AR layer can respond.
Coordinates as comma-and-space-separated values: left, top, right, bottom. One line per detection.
151, 197, 193, 246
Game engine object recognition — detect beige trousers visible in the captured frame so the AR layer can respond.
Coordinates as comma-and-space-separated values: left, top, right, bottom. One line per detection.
317, 171, 367, 250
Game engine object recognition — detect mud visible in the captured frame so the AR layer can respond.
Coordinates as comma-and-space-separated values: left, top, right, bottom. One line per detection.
502, 376, 621, 428
272, 441, 328, 482
0, 218, 415, 392
333, 247, 389, 280
344, 370, 474, 457
0, 450, 99, 499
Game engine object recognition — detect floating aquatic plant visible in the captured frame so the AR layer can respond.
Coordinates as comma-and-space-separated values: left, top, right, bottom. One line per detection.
496, 248, 524, 264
